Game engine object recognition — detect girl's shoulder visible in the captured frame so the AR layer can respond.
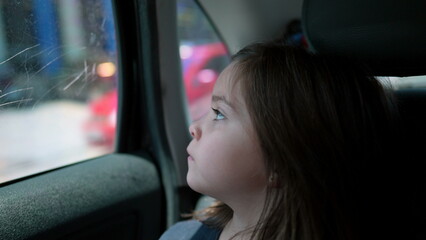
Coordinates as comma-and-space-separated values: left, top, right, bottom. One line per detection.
159, 219, 221, 240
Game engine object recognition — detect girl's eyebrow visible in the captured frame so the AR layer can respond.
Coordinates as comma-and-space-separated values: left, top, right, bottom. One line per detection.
212, 95, 234, 109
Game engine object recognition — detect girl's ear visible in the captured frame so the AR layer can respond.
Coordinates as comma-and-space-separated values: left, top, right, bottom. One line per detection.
268, 172, 280, 188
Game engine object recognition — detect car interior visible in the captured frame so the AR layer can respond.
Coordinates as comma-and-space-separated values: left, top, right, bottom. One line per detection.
303, 0, 426, 239
0, 0, 424, 239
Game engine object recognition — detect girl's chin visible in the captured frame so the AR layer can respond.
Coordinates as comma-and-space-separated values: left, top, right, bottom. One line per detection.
186, 174, 206, 195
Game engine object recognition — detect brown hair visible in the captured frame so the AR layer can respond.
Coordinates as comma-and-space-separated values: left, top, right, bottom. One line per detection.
194, 41, 400, 240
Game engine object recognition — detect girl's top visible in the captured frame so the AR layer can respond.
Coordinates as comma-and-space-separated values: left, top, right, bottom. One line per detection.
159, 220, 221, 240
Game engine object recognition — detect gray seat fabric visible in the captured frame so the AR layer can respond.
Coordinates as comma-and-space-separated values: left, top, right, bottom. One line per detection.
302, 0, 426, 76
195, 195, 216, 211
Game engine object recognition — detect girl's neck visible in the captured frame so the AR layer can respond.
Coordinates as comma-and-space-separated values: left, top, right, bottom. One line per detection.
219, 216, 255, 240
219, 195, 266, 240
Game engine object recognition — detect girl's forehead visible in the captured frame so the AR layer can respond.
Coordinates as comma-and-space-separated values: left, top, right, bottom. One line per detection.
213, 63, 247, 112
214, 63, 242, 96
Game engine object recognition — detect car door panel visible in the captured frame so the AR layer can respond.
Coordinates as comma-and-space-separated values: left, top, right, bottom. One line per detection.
0, 154, 162, 240
0, 0, 174, 238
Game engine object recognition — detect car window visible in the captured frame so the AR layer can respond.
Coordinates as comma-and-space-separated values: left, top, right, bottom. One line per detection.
0, 0, 118, 183
177, 0, 230, 120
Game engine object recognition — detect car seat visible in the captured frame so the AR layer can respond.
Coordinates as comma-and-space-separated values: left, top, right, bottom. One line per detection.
303, 0, 426, 239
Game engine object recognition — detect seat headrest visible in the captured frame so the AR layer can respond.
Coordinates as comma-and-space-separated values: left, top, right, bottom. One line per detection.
302, 0, 426, 76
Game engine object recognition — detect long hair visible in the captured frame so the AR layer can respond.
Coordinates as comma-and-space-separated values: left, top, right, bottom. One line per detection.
194, 42, 400, 240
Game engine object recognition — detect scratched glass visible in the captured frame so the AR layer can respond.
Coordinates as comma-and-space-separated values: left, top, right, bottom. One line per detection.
0, 0, 118, 183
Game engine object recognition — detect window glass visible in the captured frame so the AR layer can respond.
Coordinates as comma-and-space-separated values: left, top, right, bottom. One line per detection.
177, 0, 230, 120
0, 0, 118, 183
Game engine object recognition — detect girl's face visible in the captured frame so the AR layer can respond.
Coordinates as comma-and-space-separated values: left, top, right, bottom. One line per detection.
186, 64, 268, 204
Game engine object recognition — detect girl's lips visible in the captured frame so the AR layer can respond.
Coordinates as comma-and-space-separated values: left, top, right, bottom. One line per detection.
188, 156, 194, 161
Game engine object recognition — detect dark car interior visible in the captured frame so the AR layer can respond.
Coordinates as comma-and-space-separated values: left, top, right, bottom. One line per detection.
303, 0, 426, 239
0, 0, 424, 239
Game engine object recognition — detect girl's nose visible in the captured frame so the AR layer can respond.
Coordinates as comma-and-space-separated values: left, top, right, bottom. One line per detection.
189, 122, 201, 140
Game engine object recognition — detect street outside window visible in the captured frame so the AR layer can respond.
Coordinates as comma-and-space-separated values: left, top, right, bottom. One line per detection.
0, 0, 118, 183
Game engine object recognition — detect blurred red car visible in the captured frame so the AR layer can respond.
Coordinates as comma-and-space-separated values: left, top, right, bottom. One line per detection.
84, 42, 229, 147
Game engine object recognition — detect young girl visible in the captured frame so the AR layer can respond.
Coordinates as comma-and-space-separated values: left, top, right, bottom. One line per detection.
160, 41, 401, 240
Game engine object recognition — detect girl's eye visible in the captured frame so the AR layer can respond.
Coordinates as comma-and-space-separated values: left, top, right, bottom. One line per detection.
212, 108, 225, 120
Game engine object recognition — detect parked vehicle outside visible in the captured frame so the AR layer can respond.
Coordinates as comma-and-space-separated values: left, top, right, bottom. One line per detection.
84, 42, 228, 147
